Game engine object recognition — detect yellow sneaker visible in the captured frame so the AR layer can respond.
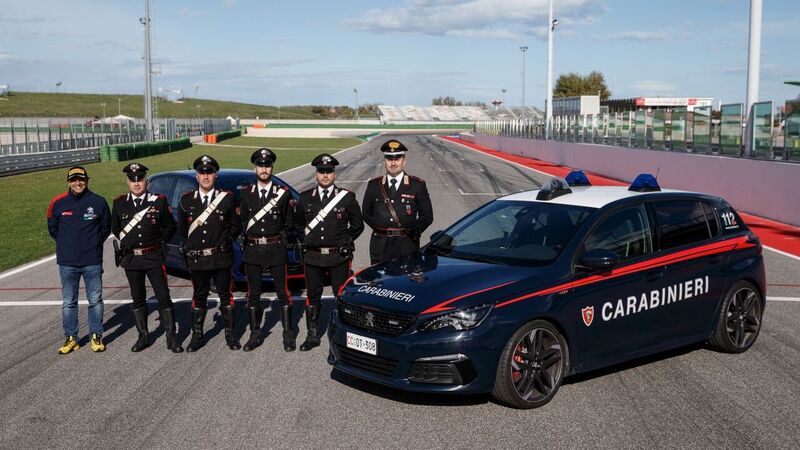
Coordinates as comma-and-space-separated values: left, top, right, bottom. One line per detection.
58, 336, 80, 354
90, 334, 105, 353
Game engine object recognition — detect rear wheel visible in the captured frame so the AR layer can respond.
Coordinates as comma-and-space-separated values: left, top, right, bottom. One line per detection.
710, 280, 763, 353
492, 320, 567, 409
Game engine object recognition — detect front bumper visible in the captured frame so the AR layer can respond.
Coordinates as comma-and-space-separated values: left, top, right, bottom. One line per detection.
327, 309, 502, 394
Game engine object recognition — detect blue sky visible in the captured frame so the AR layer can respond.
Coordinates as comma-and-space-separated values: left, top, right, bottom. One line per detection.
1, 0, 798, 109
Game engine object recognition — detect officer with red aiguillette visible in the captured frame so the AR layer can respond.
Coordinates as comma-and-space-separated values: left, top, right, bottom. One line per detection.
111, 162, 182, 353
362, 139, 433, 264
238, 148, 296, 352
297, 153, 364, 351
178, 155, 242, 352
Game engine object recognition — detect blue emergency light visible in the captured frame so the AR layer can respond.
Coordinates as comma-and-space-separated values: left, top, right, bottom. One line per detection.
628, 173, 661, 192
565, 170, 591, 187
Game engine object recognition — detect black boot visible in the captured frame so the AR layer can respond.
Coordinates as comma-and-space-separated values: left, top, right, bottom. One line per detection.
281, 304, 295, 352
220, 304, 241, 350
131, 306, 149, 352
158, 307, 183, 353
186, 308, 206, 352
299, 304, 321, 351
242, 306, 263, 352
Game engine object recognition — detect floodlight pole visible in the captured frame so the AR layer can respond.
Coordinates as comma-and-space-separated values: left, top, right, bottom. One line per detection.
354, 88, 359, 122
117, 98, 121, 116
745, 0, 762, 118
141, 0, 154, 141
520, 46, 528, 121
546, 0, 556, 140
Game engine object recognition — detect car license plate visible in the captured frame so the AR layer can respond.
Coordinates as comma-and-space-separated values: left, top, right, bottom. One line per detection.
346, 332, 377, 355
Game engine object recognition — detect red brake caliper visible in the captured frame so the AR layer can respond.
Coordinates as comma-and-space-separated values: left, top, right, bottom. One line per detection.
512, 343, 525, 382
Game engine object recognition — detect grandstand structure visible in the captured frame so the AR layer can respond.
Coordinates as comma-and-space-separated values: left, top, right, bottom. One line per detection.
377, 104, 544, 124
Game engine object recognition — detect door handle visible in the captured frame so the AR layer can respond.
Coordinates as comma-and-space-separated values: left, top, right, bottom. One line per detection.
644, 270, 665, 282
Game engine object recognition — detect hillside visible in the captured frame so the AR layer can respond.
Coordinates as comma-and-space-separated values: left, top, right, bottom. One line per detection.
0, 92, 378, 119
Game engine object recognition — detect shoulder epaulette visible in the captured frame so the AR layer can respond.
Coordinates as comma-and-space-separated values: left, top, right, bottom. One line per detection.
408, 175, 425, 183
369, 176, 383, 182
114, 194, 127, 201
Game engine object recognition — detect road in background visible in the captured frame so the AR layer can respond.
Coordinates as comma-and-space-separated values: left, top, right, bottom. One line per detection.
0, 135, 798, 448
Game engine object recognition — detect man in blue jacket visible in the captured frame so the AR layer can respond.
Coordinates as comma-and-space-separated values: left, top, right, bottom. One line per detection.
47, 166, 111, 354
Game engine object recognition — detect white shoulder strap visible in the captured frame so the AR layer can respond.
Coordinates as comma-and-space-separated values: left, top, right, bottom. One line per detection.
246, 188, 286, 232
188, 191, 228, 236
305, 190, 348, 235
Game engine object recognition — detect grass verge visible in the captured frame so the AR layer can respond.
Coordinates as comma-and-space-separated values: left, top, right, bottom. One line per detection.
0, 137, 362, 272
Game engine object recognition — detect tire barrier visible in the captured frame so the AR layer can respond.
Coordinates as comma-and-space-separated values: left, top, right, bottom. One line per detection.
203, 128, 242, 144
100, 137, 191, 162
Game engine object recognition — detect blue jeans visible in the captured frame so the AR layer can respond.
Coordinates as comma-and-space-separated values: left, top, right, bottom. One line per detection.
59, 264, 104, 337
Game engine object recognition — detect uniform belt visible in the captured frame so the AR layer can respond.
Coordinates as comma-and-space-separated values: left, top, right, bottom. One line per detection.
374, 228, 409, 237
131, 244, 161, 256
187, 246, 219, 257
306, 245, 339, 255
248, 235, 282, 245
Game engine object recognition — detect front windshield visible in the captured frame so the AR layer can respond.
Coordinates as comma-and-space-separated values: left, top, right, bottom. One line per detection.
428, 200, 593, 266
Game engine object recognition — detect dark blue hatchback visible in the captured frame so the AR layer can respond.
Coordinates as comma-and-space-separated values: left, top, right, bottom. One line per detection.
147, 169, 305, 290
328, 174, 766, 409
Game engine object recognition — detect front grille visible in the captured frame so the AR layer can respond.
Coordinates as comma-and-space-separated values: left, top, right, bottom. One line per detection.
407, 362, 457, 384
335, 344, 398, 377
337, 300, 415, 336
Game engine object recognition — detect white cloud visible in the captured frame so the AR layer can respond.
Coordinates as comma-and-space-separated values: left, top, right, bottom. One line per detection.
341, 0, 603, 41
0, 53, 11, 62
597, 31, 671, 42
633, 81, 677, 95
222, 0, 239, 8
179, 8, 209, 17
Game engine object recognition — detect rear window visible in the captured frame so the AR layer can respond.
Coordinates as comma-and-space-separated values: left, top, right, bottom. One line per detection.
653, 200, 714, 250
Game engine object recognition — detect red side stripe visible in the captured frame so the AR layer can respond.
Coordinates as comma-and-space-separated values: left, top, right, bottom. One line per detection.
244, 264, 251, 306
47, 191, 69, 219
421, 280, 518, 314
495, 236, 754, 309
338, 265, 370, 297
303, 263, 310, 306
284, 265, 292, 306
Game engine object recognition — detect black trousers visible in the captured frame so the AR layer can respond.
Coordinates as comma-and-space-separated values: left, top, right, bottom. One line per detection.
244, 262, 291, 307
304, 261, 351, 306
125, 266, 172, 309
190, 268, 233, 309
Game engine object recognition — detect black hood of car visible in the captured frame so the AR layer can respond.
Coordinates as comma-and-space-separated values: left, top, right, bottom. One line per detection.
341, 251, 558, 316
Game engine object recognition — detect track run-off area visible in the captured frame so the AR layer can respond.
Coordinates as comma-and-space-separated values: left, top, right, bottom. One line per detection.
0, 134, 798, 448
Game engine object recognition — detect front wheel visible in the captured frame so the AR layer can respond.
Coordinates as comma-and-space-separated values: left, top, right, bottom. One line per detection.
709, 280, 764, 353
492, 320, 567, 409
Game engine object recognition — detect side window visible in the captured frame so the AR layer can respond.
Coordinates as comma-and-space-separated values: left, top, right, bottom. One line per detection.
654, 200, 712, 250
584, 204, 652, 260
147, 176, 174, 198
172, 178, 196, 209
701, 202, 719, 237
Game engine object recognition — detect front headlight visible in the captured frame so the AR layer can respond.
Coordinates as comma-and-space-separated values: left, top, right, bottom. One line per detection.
418, 304, 493, 332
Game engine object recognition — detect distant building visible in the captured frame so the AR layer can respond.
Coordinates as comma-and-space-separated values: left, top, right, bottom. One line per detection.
552, 95, 600, 116
602, 97, 713, 113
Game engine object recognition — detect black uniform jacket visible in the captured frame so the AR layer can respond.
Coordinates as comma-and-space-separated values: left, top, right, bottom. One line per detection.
238, 182, 294, 265
299, 185, 364, 267
111, 191, 176, 270
178, 188, 240, 271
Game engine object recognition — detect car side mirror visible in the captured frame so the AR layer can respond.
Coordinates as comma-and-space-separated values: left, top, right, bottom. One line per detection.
577, 248, 618, 272
429, 230, 444, 243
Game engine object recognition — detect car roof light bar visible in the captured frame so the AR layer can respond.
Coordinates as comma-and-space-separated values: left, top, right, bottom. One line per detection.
565, 170, 591, 187
628, 173, 661, 192
536, 177, 572, 200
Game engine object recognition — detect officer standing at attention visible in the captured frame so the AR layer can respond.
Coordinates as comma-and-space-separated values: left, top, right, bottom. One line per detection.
111, 163, 182, 353
238, 148, 296, 352
47, 166, 111, 354
178, 155, 241, 352
362, 139, 433, 264
297, 153, 364, 351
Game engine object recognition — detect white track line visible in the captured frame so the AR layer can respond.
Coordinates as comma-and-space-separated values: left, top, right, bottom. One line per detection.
458, 188, 508, 196
0, 295, 337, 306
438, 136, 800, 262
767, 296, 800, 303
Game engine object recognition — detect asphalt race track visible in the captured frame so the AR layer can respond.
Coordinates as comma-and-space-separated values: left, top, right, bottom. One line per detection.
1, 135, 798, 448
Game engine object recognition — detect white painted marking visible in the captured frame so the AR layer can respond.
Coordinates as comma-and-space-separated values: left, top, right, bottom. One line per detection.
0, 295, 336, 306
0, 254, 57, 280
457, 188, 507, 196
766, 296, 800, 303
763, 245, 800, 262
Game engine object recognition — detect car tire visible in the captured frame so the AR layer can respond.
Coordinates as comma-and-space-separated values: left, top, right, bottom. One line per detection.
492, 320, 568, 409
709, 280, 764, 353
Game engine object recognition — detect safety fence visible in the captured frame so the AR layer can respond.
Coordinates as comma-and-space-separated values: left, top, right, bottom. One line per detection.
476, 99, 800, 162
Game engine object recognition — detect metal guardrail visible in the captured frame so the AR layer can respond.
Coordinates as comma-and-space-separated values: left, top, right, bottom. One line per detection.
0, 148, 100, 177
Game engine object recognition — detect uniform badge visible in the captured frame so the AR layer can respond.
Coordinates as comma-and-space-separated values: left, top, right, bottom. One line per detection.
581, 306, 594, 327
405, 204, 412, 216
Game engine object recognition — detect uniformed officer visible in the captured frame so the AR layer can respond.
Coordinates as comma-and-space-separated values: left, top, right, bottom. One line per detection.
111, 163, 182, 353
362, 139, 434, 264
178, 155, 242, 352
238, 148, 296, 352
297, 153, 364, 351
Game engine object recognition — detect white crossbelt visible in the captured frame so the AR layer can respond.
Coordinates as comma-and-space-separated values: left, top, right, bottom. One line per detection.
119, 193, 158, 241
246, 188, 286, 232
305, 190, 348, 235
188, 191, 228, 236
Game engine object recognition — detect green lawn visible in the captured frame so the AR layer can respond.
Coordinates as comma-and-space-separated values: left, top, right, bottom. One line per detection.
0, 137, 362, 272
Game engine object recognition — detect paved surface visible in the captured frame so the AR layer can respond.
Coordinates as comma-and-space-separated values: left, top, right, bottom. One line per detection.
0, 134, 798, 448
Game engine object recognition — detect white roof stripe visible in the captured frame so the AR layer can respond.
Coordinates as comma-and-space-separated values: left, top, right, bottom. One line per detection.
498, 186, 688, 209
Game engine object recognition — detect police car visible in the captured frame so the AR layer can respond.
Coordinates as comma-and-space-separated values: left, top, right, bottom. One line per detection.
328, 172, 765, 409
146, 169, 304, 289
